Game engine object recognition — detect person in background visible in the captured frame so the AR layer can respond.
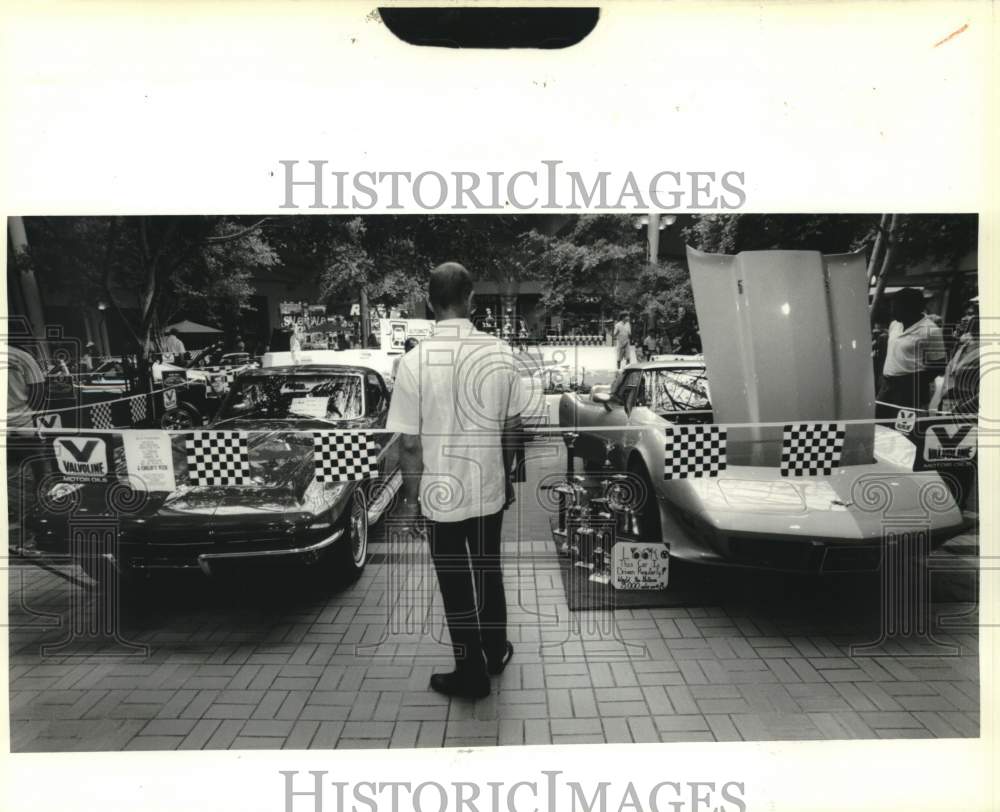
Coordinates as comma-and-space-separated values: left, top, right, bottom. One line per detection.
163, 328, 186, 360
80, 341, 96, 373
391, 336, 419, 382
876, 287, 947, 417
871, 316, 890, 391
289, 324, 302, 355
612, 311, 631, 369
2, 339, 48, 535
367, 330, 380, 349
234, 337, 247, 354
937, 313, 979, 416
388, 262, 522, 699
642, 330, 658, 361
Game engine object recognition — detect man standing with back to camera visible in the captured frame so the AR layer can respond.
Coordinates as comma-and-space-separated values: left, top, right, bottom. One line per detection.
387, 262, 523, 699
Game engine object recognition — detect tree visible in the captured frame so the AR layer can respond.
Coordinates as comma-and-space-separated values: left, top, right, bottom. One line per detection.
632, 259, 693, 327
683, 213, 977, 320
21, 215, 279, 380
523, 214, 647, 323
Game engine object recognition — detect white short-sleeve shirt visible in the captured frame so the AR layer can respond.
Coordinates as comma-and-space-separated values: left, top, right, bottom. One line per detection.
2, 344, 45, 428
883, 316, 947, 377
386, 318, 524, 523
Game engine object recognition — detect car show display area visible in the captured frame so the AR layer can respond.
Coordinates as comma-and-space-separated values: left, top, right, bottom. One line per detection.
7, 441, 979, 751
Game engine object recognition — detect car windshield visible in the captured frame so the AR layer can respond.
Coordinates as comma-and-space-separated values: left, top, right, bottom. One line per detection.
649, 368, 711, 412
217, 373, 364, 422
93, 360, 123, 377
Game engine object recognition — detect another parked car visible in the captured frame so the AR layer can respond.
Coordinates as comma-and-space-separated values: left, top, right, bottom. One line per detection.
32, 364, 400, 587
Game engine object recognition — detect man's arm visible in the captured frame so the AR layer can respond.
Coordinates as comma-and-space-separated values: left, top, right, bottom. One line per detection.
502, 413, 524, 479
398, 432, 423, 512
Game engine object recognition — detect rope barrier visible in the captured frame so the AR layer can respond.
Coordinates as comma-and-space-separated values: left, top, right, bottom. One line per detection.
3, 410, 979, 437
28, 382, 187, 416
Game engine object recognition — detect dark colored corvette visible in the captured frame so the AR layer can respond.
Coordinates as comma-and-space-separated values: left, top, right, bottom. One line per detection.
32, 365, 401, 585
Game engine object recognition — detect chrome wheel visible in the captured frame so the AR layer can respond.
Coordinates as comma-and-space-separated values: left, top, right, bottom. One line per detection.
349, 489, 369, 567
160, 406, 197, 429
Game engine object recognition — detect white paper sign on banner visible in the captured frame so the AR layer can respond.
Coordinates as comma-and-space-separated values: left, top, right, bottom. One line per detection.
53, 436, 108, 480
611, 541, 670, 590
289, 396, 329, 418
123, 430, 177, 492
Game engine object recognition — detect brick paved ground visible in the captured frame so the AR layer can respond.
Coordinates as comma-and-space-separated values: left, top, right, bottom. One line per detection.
7, 441, 980, 751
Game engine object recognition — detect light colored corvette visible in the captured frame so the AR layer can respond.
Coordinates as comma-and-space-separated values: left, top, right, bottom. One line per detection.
558, 357, 965, 572
557, 247, 969, 572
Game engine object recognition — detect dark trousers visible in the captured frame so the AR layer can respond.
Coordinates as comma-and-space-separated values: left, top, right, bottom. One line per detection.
427, 510, 506, 674
876, 372, 931, 417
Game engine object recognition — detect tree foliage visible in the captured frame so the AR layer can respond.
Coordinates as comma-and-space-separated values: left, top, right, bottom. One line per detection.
522, 214, 647, 316
683, 213, 976, 269
21, 215, 278, 356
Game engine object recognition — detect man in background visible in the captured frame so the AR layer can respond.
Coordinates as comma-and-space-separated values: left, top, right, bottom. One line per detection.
162, 328, 186, 363
876, 287, 946, 417
388, 262, 522, 699
80, 341, 96, 373
613, 311, 631, 369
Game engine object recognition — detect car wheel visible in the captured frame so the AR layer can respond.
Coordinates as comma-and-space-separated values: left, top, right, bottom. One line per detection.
628, 458, 662, 543
325, 487, 369, 584
160, 404, 199, 429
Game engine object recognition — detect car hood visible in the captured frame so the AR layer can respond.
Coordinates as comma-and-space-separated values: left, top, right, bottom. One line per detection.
68, 422, 373, 520
687, 248, 875, 466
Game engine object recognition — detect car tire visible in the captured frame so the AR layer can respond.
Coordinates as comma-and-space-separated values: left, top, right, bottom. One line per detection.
160, 404, 200, 429
324, 487, 369, 585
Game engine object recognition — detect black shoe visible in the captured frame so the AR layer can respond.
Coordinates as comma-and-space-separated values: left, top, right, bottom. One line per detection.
429, 670, 491, 700
486, 641, 514, 676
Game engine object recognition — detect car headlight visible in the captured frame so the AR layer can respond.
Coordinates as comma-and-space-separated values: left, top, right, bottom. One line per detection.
48, 482, 84, 500
301, 478, 349, 517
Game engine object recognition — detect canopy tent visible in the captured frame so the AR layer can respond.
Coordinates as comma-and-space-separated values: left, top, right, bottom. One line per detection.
164, 319, 223, 334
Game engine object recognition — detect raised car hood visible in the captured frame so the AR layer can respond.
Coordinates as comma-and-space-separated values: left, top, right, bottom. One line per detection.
687, 248, 875, 466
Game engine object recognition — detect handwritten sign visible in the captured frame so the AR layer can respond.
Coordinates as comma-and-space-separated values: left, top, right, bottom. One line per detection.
123, 430, 176, 492
612, 541, 670, 590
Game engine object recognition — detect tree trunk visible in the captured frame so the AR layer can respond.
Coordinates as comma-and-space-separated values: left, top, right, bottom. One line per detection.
359, 287, 370, 346
866, 213, 890, 283
7, 217, 50, 363
869, 214, 901, 324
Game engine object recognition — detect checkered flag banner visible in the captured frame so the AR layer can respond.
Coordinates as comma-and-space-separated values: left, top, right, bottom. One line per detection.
313, 431, 379, 482
185, 430, 251, 486
780, 423, 846, 477
129, 393, 147, 424
89, 402, 114, 430
664, 425, 727, 479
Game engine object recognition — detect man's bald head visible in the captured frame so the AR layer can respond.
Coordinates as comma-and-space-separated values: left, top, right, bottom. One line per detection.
428, 262, 474, 319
